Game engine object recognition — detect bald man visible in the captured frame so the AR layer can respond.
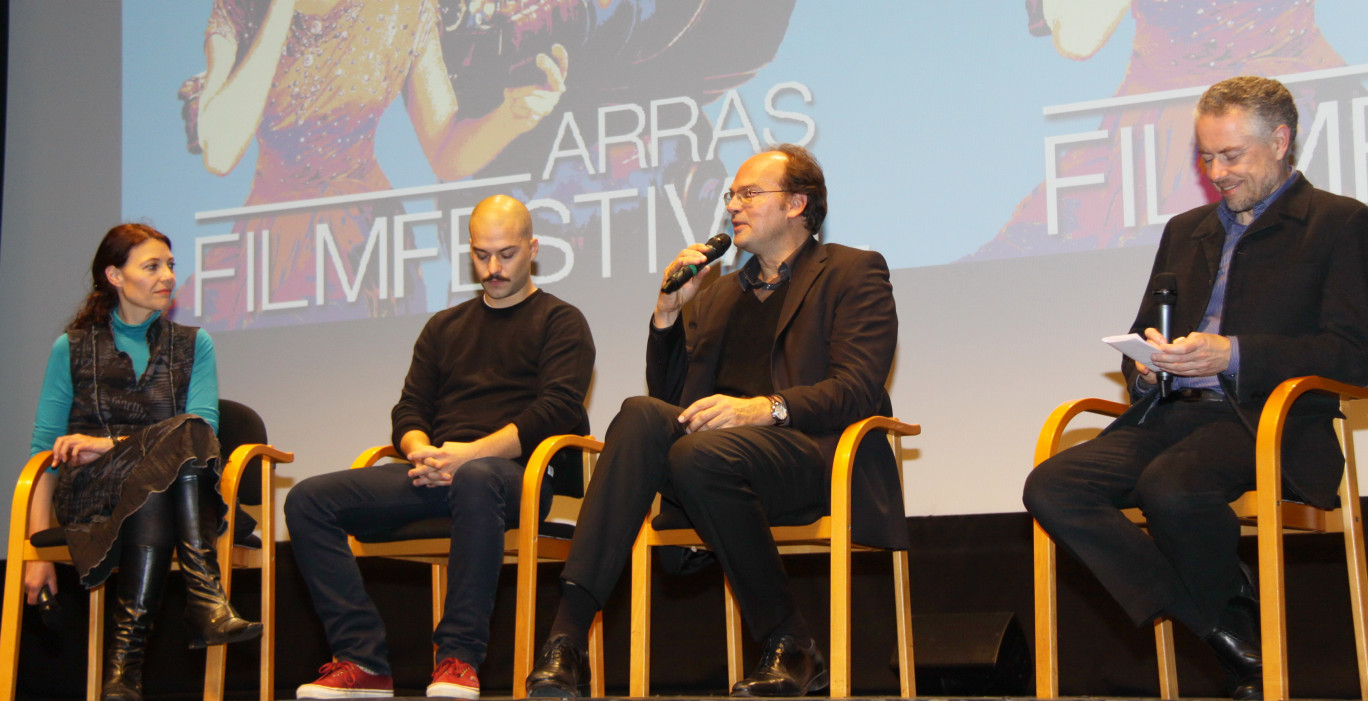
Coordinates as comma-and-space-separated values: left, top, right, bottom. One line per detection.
286, 195, 595, 698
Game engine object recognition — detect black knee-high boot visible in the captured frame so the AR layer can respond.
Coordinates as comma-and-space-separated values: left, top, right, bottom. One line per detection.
172, 464, 262, 648
104, 493, 175, 701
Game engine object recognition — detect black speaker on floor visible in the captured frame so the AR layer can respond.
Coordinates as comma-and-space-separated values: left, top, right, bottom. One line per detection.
889, 611, 1032, 695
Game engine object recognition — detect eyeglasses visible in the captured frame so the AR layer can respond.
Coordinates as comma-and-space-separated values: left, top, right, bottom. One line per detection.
722, 187, 789, 205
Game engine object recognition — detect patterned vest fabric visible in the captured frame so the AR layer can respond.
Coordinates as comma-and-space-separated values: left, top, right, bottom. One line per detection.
66, 317, 199, 437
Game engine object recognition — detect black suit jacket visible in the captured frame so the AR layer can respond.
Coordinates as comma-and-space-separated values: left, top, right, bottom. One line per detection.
645, 239, 909, 549
1114, 175, 1368, 507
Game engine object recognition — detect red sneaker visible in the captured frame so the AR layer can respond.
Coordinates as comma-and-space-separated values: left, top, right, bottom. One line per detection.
428, 657, 480, 698
296, 661, 394, 698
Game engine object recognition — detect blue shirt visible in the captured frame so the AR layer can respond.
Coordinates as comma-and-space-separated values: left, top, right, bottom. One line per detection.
30, 312, 219, 458
1170, 170, 1300, 393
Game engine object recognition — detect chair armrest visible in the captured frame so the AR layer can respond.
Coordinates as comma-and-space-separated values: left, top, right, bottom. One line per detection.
352, 445, 403, 469
830, 417, 920, 539
1255, 376, 1368, 508
8, 452, 55, 558
1033, 398, 1127, 467
219, 444, 295, 509
519, 435, 604, 551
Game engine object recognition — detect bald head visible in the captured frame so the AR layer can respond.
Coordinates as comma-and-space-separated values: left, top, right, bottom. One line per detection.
470, 194, 533, 241
469, 195, 539, 308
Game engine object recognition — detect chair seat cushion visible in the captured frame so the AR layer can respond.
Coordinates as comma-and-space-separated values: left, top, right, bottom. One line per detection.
31, 526, 261, 550
353, 517, 576, 543
650, 504, 824, 531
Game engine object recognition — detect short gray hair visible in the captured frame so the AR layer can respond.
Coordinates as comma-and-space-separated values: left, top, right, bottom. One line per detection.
1196, 76, 1298, 163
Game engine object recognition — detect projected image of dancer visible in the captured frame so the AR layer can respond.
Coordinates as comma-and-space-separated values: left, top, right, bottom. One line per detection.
968, 0, 1359, 261
429, 0, 799, 308
184, 0, 567, 330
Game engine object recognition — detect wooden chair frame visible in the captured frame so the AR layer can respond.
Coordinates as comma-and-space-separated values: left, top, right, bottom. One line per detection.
628, 416, 920, 697
346, 435, 605, 698
0, 442, 291, 701
1032, 376, 1368, 700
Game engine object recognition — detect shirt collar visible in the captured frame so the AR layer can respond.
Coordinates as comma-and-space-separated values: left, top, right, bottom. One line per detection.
110, 309, 162, 335
738, 237, 813, 292
1217, 169, 1300, 232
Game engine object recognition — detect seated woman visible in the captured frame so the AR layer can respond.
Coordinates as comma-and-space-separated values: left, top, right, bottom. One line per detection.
23, 223, 260, 701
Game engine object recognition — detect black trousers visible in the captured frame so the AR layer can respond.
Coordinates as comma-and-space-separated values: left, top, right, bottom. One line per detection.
1023, 400, 1258, 634
561, 396, 826, 641
284, 458, 551, 674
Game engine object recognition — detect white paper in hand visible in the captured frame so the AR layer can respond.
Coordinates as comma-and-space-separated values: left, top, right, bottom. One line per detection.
1103, 333, 1161, 371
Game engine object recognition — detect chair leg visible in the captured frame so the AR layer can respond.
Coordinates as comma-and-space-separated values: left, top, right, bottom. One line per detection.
1257, 486, 1290, 700
89, 582, 105, 701
629, 521, 652, 697
1033, 520, 1059, 698
203, 554, 231, 701
261, 540, 276, 701
830, 541, 852, 697
432, 564, 447, 667
588, 611, 605, 697
0, 556, 27, 701
892, 550, 915, 698
1153, 616, 1179, 699
723, 577, 744, 690
1339, 481, 1368, 700
512, 532, 537, 701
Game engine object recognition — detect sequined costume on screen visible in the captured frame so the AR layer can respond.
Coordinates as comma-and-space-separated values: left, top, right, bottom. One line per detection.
189, 0, 437, 329
970, 0, 1356, 261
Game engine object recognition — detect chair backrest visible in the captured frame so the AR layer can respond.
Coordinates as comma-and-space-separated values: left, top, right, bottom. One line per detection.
218, 399, 269, 505
547, 414, 591, 498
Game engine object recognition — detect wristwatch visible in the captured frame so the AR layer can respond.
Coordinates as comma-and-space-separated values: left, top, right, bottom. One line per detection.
768, 395, 789, 426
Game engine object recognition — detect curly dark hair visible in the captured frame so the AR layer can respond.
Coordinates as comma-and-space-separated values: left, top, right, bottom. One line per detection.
68, 223, 173, 331
772, 143, 827, 235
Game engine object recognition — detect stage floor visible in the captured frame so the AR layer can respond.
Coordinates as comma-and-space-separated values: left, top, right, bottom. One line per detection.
353, 697, 1277, 701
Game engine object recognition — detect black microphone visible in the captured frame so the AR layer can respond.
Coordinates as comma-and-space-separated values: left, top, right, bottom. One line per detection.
1151, 272, 1177, 398
36, 585, 61, 631
661, 233, 731, 293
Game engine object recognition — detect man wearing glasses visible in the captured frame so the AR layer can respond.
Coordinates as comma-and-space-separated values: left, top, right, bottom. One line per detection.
525, 144, 904, 697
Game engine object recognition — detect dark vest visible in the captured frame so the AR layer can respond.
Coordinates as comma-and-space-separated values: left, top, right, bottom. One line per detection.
66, 317, 199, 437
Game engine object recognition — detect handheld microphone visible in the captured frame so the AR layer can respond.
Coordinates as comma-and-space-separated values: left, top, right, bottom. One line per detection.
37, 585, 60, 631
1151, 272, 1177, 398
661, 233, 731, 293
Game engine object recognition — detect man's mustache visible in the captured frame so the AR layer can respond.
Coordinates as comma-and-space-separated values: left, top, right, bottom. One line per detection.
482, 274, 509, 283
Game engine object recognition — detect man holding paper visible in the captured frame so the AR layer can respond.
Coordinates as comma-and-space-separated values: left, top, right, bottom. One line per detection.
1024, 76, 1368, 700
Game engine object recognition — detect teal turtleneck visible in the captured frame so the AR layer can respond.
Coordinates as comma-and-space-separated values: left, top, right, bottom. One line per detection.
30, 311, 218, 458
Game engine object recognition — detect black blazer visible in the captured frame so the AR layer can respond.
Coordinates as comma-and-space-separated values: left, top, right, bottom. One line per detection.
646, 240, 909, 549
1115, 176, 1368, 507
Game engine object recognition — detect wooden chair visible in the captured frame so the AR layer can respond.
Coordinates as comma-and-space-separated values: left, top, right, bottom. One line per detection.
628, 416, 920, 697
0, 399, 292, 701
1031, 376, 1368, 700
346, 434, 605, 698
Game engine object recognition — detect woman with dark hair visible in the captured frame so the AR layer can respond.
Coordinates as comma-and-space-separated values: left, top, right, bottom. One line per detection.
24, 223, 260, 701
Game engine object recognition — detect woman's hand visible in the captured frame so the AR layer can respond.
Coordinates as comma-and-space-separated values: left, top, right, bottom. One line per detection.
51, 433, 114, 466
500, 44, 569, 131
23, 561, 57, 605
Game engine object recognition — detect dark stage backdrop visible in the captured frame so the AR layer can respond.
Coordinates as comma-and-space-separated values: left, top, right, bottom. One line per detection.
6, 513, 1368, 699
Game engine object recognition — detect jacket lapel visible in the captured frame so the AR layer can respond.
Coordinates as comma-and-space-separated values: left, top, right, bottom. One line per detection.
775, 239, 826, 342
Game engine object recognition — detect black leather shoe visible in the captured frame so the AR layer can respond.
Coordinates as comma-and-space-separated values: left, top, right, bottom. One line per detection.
1204, 625, 1262, 700
731, 634, 828, 697
526, 634, 589, 698
1204, 562, 1262, 700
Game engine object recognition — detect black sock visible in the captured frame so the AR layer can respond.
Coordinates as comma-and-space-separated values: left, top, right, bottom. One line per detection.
547, 580, 598, 650
765, 608, 811, 644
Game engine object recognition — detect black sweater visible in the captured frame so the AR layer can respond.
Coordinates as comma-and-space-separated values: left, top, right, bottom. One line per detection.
390, 290, 595, 460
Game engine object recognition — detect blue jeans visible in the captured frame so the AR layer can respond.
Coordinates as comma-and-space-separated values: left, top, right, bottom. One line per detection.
285, 457, 552, 674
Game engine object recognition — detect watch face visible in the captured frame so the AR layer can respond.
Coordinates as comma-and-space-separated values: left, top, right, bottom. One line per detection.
772, 397, 787, 423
